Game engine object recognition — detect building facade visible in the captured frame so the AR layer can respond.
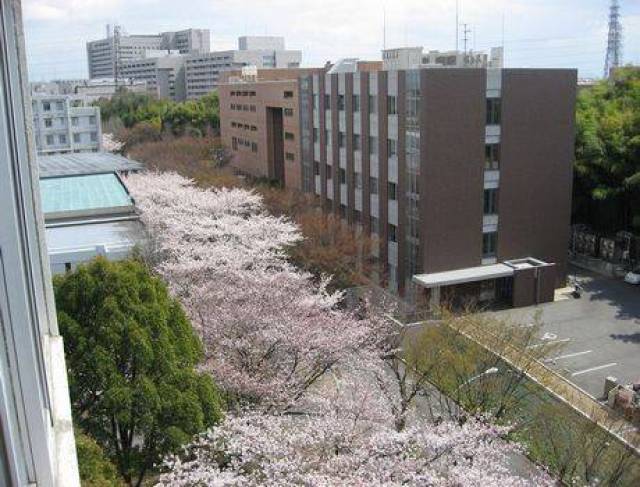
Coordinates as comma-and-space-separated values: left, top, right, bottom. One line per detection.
185, 36, 302, 99
120, 52, 187, 101
87, 28, 209, 79
219, 64, 576, 308
382, 46, 504, 70
31, 94, 102, 155
219, 68, 323, 189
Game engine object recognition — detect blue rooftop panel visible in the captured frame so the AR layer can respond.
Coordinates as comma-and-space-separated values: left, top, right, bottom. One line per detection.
39, 173, 133, 215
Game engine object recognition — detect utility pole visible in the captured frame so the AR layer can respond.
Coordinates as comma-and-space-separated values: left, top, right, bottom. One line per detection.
604, 0, 623, 78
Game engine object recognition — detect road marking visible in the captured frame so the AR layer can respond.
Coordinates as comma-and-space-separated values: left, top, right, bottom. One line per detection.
527, 338, 571, 349
571, 363, 618, 377
545, 350, 592, 362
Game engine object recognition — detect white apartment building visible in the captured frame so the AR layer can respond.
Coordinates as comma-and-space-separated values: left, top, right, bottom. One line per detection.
32, 95, 102, 155
87, 28, 209, 79
119, 52, 186, 101
382, 46, 504, 70
185, 36, 302, 99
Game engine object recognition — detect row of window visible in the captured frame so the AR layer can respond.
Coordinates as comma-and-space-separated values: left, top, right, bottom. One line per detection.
230, 103, 256, 112
43, 115, 96, 128
315, 163, 399, 199
313, 94, 502, 126
231, 136, 258, 153
314, 130, 398, 157
230, 121, 257, 131
230, 90, 256, 97
45, 132, 98, 145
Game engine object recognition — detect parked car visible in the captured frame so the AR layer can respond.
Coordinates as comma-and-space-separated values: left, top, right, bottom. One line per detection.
624, 268, 640, 285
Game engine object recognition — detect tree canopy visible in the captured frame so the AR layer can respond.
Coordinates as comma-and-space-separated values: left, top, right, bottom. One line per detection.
574, 67, 640, 231
95, 90, 220, 137
54, 258, 222, 486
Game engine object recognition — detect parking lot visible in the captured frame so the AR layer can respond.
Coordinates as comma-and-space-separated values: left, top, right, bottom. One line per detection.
495, 266, 640, 399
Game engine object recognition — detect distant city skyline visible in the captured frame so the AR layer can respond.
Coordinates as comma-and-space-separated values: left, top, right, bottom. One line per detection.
23, 0, 640, 81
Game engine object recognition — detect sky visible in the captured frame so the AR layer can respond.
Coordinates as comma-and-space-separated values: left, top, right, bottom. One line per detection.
22, 0, 640, 81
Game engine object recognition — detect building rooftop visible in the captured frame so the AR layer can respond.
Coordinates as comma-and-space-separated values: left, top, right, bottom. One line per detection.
38, 152, 144, 177
39, 173, 135, 220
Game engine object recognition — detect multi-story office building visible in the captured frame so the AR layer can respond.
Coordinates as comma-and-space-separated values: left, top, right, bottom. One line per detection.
382, 46, 504, 70
185, 36, 302, 99
87, 27, 209, 79
219, 67, 325, 189
31, 78, 148, 101
120, 52, 187, 101
32, 94, 102, 155
219, 60, 577, 309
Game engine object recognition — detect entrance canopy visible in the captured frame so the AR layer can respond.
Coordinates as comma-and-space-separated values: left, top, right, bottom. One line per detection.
412, 263, 514, 289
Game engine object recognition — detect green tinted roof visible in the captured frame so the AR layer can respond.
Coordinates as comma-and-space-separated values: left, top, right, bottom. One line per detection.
39, 173, 133, 215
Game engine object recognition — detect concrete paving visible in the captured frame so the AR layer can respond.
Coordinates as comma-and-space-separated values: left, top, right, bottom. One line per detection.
494, 266, 640, 399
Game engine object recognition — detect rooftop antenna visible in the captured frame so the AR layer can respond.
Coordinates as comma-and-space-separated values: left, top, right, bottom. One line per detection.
604, 0, 623, 78
455, 0, 459, 51
383, 5, 387, 50
462, 23, 471, 61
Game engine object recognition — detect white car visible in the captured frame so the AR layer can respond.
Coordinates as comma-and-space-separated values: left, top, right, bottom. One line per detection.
624, 268, 640, 285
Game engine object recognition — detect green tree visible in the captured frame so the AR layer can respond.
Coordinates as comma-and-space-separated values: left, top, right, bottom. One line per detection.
574, 67, 640, 231
54, 258, 222, 486
75, 430, 123, 487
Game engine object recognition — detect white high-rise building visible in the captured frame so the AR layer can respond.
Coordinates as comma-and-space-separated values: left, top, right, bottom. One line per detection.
86, 27, 210, 79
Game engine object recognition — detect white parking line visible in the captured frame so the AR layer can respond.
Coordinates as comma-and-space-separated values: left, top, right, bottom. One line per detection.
546, 350, 592, 362
571, 363, 618, 377
527, 338, 571, 349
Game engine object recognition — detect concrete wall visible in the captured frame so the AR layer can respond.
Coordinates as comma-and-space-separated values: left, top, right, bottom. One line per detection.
420, 69, 486, 273
497, 69, 577, 286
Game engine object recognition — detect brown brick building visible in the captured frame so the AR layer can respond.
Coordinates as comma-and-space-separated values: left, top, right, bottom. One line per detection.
218, 62, 577, 309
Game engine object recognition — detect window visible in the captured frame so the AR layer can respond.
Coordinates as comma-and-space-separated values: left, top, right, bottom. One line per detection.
285, 152, 295, 161
338, 131, 346, 148
59, 134, 67, 144
55, 101, 63, 110
327, 164, 333, 179
90, 132, 97, 142
340, 204, 347, 219
89, 115, 96, 125
314, 160, 320, 175
483, 188, 499, 215
369, 136, 378, 155
46, 134, 54, 145
486, 98, 501, 125
370, 216, 380, 234
354, 172, 363, 189
353, 94, 360, 112
339, 168, 346, 184
284, 132, 294, 141
42, 101, 51, 111
370, 177, 379, 194
368, 95, 377, 114
251, 142, 258, 153
313, 128, 319, 143
388, 224, 398, 242
354, 209, 362, 223
337, 94, 345, 111
353, 134, 361, 151
324, 94, 330, 108
251, 125, 257, 131
284, 90, 294, 98
483, 232, 498, 257
388, 95, 397, 115
485, 144, 500, 170
313, 94, 319, 109
387, 139, 397, 158
284, 108, 294, 117
325, 129, 331, 146
232, 136, 238, 150
73, 133, 80, 143
388, 182, 397, 201
44, 118, 52, 128
250, 105, 256, 112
